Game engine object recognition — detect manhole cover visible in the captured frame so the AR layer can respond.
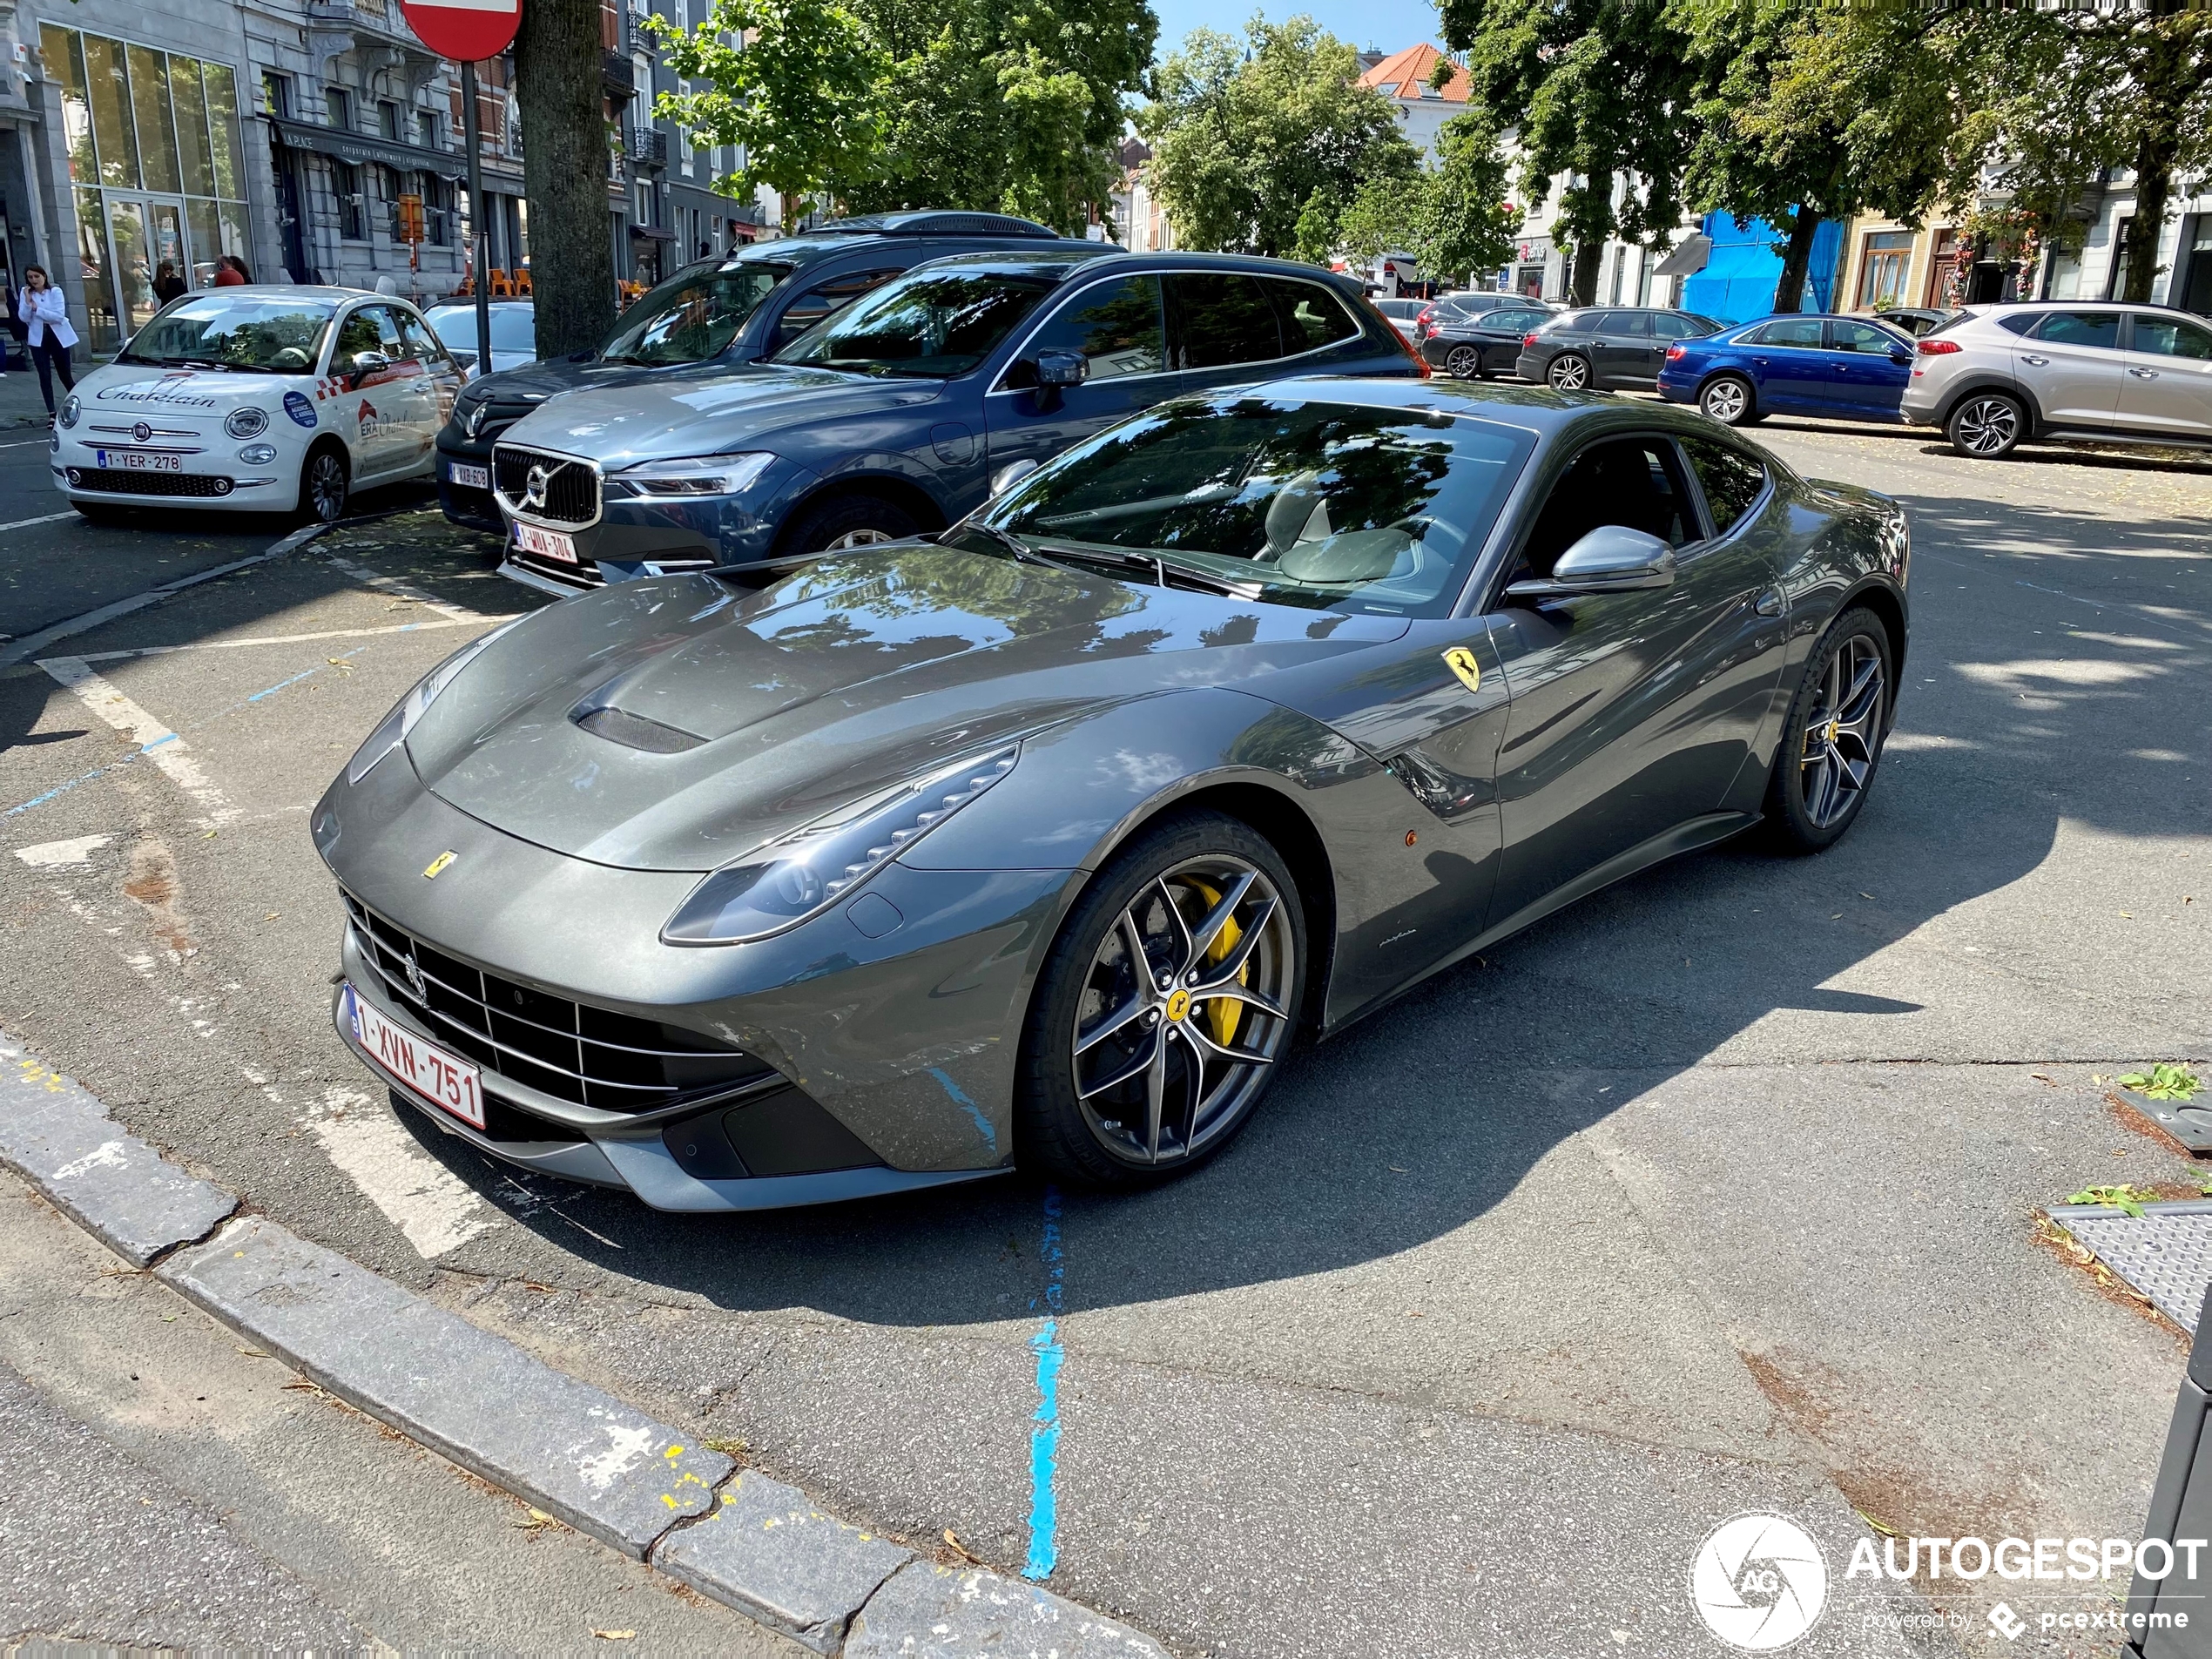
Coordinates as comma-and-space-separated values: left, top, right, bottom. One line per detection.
2050, 1200, 2212, 1331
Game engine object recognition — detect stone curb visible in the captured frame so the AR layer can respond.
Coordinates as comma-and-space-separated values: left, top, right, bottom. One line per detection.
0, 1033, 1169, 1655
0, 1046, 235, 1264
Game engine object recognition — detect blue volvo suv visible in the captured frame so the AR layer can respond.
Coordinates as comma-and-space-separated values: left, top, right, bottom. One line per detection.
487, 248, 1426, 592
435, 210, 1096, 535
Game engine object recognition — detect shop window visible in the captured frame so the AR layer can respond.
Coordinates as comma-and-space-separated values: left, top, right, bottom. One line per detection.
172, 57, 217, 198
83, 35, 139, 188
335, 160, 367, 240
127, 44, 182, 192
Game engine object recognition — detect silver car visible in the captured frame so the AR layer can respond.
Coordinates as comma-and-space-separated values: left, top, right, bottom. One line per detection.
1901, 302, 2212, 458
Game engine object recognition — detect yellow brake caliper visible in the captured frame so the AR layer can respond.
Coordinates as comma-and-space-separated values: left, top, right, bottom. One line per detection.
1187, 880, 1247, 1046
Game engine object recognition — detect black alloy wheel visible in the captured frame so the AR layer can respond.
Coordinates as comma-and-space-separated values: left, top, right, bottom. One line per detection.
1946, 392, 2025, 459
1019, 810, 1303, 1187
785, 491, 921, 554
300, 445, 349, 524
1547, 352, 1592, 392
1444, 344, 1482, 379
1766, 606, 1892, 853
1700, 374, 1757, 427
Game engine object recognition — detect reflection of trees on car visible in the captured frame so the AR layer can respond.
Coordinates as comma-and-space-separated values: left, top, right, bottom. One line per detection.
600, 265, 789, 366
779, 273, 1056, 377
125, 303, 333, 373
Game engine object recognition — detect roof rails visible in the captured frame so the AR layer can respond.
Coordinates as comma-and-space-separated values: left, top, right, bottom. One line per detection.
799, 210, 1060, 239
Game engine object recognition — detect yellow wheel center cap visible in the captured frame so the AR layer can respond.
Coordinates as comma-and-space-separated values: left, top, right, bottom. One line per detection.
1163, 988, 1192, 1022
1825, 719, 1840, 744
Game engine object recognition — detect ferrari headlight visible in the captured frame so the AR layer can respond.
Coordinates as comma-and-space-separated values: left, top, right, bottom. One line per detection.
609, 452, 774, 500
344, 618, 523, 785
225, 406, 269, 438
663, 746, 1020, 945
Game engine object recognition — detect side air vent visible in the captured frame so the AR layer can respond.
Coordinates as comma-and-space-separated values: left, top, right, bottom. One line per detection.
574, 705, 707, 754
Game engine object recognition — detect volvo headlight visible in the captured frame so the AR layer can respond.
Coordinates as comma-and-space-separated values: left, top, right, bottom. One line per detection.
609, 452, 774, 501
225, 406, 269, 438
344, 619, 523, 785
58, 395, 79, 429
663, 746, 1020, 945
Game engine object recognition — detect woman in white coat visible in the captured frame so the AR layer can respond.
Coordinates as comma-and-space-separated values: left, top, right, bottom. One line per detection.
18, 266, 78, 421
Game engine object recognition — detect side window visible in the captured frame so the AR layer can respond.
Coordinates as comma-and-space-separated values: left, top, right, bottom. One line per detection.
1650, 314, 1703, 341
770, 267, 901, 354
1755, 317, 1824, 349
1509, 435, 1698, 584
398, 311, 455, 370
2132, 316, 2212, 360
1494, 309, 1548, 334
1598, 311, 1653, 337
1830, 321, 1902, 354
2032, 311, 2121, 349
368, 306, 406, 354
1008, 273, 1164, 385
1265, 278, 1362, 353
334, 308, 381, 365
1680, 437, 1769, 536
1166, 273, 1281, 369
1993, 311, 2045, 336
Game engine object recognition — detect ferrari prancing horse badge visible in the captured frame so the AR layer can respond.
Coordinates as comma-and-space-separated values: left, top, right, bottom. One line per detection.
1442, 646, 1482, 694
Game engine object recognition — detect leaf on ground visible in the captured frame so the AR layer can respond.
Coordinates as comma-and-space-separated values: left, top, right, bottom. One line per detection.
1855, 1507, 1901, 1537
942, 1528, 981, 1565
591, 1630, 637, 1642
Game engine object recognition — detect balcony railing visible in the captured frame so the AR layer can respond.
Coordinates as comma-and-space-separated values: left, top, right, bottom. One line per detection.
628, 126, 667, 170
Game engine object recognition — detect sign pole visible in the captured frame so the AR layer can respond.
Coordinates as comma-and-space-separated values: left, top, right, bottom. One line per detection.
461, 57, 492, 376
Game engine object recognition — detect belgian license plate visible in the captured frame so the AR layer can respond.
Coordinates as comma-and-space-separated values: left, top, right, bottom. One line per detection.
93, 449, 182, 472
515, 522, 577, 563
343, 981, 487, 1130
448, 461, 490, 489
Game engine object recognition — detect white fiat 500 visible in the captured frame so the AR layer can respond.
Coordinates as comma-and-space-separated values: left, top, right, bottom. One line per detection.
54, 286, 466, 523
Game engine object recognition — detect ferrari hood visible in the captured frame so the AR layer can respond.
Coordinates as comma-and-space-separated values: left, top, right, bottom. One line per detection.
404, 547, 1408, 871
493, 364, 944, 469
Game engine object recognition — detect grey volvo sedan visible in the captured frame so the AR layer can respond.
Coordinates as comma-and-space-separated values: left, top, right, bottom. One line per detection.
315, 378, 1909, 1211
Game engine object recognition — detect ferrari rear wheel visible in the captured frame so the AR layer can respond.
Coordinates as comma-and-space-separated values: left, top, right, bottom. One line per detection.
1019, 810, 1303, 1187
1765, 605, 1892, 853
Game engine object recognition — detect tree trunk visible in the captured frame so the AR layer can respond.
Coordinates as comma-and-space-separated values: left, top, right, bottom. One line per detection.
2121, 14, 2188, 304
1569, 238, 1604, 307
515, 0, 617, 356
1771, 208, 1820, 312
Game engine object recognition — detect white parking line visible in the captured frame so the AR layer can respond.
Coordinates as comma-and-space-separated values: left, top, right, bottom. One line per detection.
68, 614, 514, 664
306, 1086, 502, 1259
0, 510, 75, 532
37, 657, 240, 827
320, 552, 493, 623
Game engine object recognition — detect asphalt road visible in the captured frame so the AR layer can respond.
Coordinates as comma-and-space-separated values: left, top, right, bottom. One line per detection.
1, 414, 2207, 1657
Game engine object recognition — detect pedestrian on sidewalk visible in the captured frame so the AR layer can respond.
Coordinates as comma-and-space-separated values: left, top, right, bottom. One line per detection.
17, 266, 77, 420
153, 260, 187, 306
214, 254, 252, 287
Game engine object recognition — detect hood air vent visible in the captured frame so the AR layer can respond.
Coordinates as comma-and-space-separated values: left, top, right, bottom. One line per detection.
574, 705, 707, 754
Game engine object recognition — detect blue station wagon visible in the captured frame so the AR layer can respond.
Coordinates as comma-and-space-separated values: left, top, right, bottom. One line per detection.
1656, 314, 1917, 427
487, 248, 1426, 592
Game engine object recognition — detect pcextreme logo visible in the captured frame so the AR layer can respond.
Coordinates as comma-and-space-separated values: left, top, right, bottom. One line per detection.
1690, 1513, 1830, 1650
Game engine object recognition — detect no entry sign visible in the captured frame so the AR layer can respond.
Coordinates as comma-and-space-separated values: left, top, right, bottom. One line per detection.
398, 0, 522, 61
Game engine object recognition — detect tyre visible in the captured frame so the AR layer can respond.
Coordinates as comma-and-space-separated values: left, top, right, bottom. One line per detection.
299, 443, 349, 524
781, 491, 920, 554
1946, 391, 2025, 459
1699, 374, 1757, 427
1443, 344, 1481, 379
1764, 605, 1893, 854
1546, 352, 1591, 392
1017, 809, 1305, 1188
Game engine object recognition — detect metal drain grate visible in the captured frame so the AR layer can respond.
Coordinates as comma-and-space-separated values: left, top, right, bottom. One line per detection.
2049, 1200, 2212, 1332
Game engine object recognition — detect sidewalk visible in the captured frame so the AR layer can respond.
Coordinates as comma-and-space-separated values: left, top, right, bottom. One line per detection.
0, 349, 111, 429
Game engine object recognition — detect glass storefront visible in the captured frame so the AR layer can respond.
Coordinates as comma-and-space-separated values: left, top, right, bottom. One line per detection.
42, 24, 252, 351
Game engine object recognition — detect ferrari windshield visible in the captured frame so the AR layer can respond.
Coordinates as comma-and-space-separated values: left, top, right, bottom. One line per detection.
773, 269, 1056, 378
964, 395, 1534, 616
600, 261, 792, 365
118, 294, 336, 374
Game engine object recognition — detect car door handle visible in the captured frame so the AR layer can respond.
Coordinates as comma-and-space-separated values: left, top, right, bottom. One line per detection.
2021, 354, 2050, 366
1755, 589, 1784, 617
2130, 367, 2160, 379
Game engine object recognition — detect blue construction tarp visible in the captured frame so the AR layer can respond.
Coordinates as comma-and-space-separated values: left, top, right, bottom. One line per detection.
1680, 213, 1844, 323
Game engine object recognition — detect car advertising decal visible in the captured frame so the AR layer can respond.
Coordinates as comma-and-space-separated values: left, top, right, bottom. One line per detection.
355, 400, 383, 439
283, 390, 318, 428
93, 374, 219, 408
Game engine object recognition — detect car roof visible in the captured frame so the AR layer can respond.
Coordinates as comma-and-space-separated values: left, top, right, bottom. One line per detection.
1967, 300, 2205, 319
915, 247, 1370, 290
1200, 373, 1731, 441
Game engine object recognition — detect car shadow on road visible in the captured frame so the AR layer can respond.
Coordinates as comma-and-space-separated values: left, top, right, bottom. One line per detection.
381, 474, 2211, 1326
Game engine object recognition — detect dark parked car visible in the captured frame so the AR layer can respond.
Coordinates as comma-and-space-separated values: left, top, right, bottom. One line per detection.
317, 377, 1909, 1210
1421, 303, 1557, 379
434, 211, 1092, 533
1657, 314, 1915, 427
1515, 307, 1727, 392
1873, 307, 1954, 338
488, 249, 1426, 592
1410, 291, 1551, 345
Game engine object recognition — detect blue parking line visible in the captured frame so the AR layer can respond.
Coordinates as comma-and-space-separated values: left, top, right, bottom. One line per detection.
1023, 1184, 1065, 1581
928, 1067, 998, 1153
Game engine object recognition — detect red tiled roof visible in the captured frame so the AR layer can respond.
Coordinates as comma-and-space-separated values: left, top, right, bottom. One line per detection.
1357, 44, 1469, 103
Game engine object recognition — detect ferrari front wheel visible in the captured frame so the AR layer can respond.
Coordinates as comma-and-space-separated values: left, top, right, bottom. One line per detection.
1018, 810, 1303, 1187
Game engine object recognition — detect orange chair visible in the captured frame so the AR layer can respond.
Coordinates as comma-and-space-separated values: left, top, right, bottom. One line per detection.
489, 267, 515, 297
513, 267, 533, 295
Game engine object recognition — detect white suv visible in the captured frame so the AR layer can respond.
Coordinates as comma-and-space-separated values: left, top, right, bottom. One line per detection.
1900, 302, 2212, 458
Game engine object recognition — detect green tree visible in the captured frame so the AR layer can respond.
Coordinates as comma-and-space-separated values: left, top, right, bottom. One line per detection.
1140, 17, 1419, 257
831, 0, 1156, 233
1417, 112, 1519, 286
1675, 0, 1962, 311
514, 0, 619, 354
650, 0, 887, 213
1440, 0, 1698, 305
